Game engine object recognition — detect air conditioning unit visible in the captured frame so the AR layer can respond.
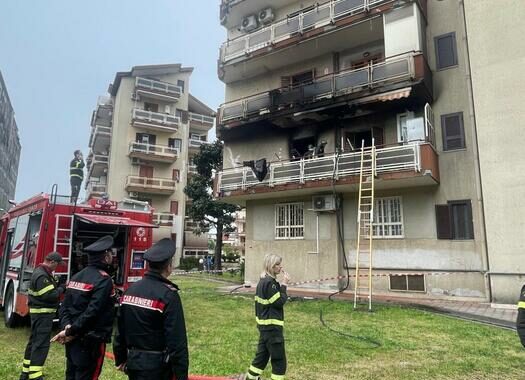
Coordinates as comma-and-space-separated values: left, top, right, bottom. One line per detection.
128, 192, 139, 198
164, 105, 171, 114
312, 194, 337, 212
240, 15, 258, 32
258, 8, 274, 25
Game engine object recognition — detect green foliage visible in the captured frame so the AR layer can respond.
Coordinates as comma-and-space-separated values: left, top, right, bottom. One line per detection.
222, 245, 240, 262
208, 239, 216, 251
179, 256, 200, 271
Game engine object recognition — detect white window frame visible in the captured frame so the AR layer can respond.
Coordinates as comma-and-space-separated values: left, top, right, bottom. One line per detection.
396, 111, 414, 143
373, 196, 404, 238
275, 202, 304, 240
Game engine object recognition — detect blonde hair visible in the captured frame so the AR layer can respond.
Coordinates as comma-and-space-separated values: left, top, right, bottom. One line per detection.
260, 254, 282, 278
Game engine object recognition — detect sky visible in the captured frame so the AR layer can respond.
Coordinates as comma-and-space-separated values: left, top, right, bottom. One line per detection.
0, 0, 225, 201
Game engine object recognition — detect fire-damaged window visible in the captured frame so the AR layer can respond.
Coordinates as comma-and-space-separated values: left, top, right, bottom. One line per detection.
436, 200, 474, 240
390, 274, 425, 292
275, 203, 304, 240
281, 69, 315, 88
441, 112, 465, 151
373, 197, 404, 238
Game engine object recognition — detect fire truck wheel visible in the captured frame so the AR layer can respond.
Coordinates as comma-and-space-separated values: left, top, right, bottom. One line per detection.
4, 284, 19, 328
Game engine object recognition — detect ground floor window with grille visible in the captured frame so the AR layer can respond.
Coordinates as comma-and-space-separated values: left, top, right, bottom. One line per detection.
373, 197, 404, 238
275, 203, 304, 239
390, 274, 425, 292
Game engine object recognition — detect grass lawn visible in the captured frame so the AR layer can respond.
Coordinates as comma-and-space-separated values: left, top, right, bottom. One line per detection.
0, 276, 523, 380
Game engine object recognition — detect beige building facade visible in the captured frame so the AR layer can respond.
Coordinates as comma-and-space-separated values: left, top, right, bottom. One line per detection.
216, 0, 524, 303
85, 64, 214, 263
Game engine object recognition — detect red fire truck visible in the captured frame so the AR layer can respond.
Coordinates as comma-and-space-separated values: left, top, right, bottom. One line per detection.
0, 190, 157, 327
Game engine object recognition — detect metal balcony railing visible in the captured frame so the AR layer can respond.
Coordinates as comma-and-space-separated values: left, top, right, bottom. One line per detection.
221, 0, 392, 63
220, 52, 418, 123
188, 164, 198, 174
135, 77, 181, 99
132, 109, 180, 128
90, 104, 113, 128
189, 139, 210, 148
153, 212, 174, 226
218, 142, 426, 192
126, 176, 177, 192
189, 112, 215, 126
86, 182, 107, 194
185, 219, 198, 230
129, 142, 180, 158
89, 125, 111, 149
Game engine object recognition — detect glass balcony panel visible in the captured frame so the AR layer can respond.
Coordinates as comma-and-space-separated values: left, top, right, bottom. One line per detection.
337, 153, 361, 176
335, 68, 369, 93
333, 0, 366, 19
303, 78, 333, 100
246, 94, 271, 114
222, 103, 244, 121
274, 16, 300, 41
303, 157, 335, 180
248, 28, 272, 50
224, 39, 246, 59
302, 5, 331, 29
272, 162, 301, 185
276, 87, 303, 106
372, 59, 410, 83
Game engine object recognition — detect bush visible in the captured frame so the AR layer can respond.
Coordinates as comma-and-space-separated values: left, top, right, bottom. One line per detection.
179, 256, 200, 271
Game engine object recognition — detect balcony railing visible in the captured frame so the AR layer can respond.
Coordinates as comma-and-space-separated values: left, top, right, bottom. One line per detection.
153, 212, 174, 226
221, 0, 393, 63
88, 125, 111, 149
189, 112, 215, 127
189, 139, 210, 148
135, 77, 181, 101
126, 175, 176, 194
132, 109, 180, 132
185, 219, 198, 231
129, 142, 179, 161
220, 52, 420, 124
188, 164, 198, 174
86, 181, 107, 195
90, 104, 113, 128
218, 142, 426, 192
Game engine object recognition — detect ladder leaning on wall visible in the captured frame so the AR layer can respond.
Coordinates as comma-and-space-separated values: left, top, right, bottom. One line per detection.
353, 139, 376, 311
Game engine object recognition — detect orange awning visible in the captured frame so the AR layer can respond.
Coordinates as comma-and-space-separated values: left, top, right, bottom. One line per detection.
75, 214, 157, 228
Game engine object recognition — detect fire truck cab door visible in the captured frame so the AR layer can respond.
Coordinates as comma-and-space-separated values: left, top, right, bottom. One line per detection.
0, 229, 14, 301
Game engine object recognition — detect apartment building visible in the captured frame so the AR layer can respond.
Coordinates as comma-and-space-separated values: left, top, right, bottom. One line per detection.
215, 0, 525, 303
0, 70, 21, 213
85, 64, 214, 262
223, 209, 246, 256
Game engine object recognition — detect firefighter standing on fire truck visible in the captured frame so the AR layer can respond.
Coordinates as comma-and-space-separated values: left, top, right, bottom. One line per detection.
19, 252, 64, 380
113, 238, 189, 380
70, 150, 85, 203
52, 235, 117, 380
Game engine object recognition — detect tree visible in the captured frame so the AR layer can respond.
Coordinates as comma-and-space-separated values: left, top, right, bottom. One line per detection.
184, 140, 239, 271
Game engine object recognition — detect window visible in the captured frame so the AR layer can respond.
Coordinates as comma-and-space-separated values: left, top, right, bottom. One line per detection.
144, 102, 159, 112
390, 275, 425, 292
441, 113, 465, 151
373, 197, 403, 238
170, 201, 179, 215
168, 138, 182, 151
435, 32, 458, 70
281, 69, 315, 88
435, 200, 474, 240
275, 203, 304, 239
177, 80, 185, 93
172, 169, 180, 182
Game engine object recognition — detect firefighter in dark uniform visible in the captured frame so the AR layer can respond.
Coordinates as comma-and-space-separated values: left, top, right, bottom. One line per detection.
516, 284, 525, 347
52, 235, 116, 380
19, 252, 64, 380
244, 254, 290, 380
113, 238, 189, 380
70, 150, 84, 203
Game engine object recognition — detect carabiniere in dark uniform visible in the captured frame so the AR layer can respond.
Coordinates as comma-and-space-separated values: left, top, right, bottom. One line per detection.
114, 238, 189, 380
59, 235, 117, 380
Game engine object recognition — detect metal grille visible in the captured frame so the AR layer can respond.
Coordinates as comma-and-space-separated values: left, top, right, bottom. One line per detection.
373, 197, 403, 238
275, 203, 304, 239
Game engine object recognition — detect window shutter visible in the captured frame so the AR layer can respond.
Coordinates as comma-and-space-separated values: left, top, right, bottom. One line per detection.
435, 33, 458, 69
441, 113, 465, 151
170, 201, 179, 215
435, 204, 452, 239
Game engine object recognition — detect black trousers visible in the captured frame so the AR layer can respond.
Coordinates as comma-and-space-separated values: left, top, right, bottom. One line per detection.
65, 339, 106, 380
70, 177, 82, 203
127, 368, 171, 380
20, 313, 54, 380
248, 329, 286, 379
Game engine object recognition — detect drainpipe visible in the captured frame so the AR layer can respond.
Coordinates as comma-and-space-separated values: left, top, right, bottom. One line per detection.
458, 0, 492, 302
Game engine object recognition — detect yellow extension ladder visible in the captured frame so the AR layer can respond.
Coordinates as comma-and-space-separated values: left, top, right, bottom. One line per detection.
353, 139, 376, 311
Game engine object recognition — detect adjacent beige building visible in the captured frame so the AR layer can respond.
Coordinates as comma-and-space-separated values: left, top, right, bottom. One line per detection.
85, 64, 214, 262
215, 0, 524, 303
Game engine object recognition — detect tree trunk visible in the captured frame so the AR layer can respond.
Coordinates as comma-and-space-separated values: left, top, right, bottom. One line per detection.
215, 223, 223, 272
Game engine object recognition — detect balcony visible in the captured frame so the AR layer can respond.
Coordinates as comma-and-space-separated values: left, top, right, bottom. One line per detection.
88, 125, 111, 153
185, 219, 199, 231
217, 142, 439, 202
129, 142, 179, 163
219, 52, 432, 127
135, 77, 181, 103
189, 112, 215, 132
86, 153, 109, 178
131, 108, 180, 133
188, 138, 210, 151
153, 212, 174, 227
85, 181, 107, 199
126, 175, 176, 195
90, 103, 113, 128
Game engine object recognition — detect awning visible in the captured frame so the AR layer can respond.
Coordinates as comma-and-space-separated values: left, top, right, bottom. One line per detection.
75, 214, 157, 228
349, 87, 412, 106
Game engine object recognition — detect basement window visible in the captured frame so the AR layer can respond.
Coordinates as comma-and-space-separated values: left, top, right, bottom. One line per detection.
390, 274, 425, 292
275, 203, 304, 240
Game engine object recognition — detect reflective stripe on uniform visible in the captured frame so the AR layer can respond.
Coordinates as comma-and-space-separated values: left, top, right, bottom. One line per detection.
29, 308, 56, 314
246, 374, 259, 380
23, 359, 30, 365
255, 292, 280, 305
518, 301, 525, 309
29, 372, 43, 379
22, 367, 30, 373
271, 374, 285, 380
29, 366, 43, 372
255, 317, 284, 326
249, 365, 264, 375
28, 284, 55, 296
70, 174, 83, 179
